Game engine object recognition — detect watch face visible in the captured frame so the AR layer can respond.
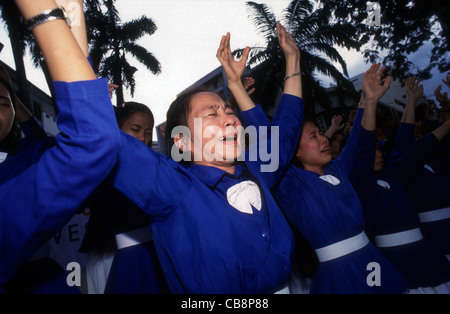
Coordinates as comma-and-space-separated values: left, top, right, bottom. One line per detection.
66, 15, 72, 27
59, 6, 72, 27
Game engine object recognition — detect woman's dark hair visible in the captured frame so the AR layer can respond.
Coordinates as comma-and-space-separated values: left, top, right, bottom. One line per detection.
164, 87, 211, 162
115, 101, 155, 129
0, 75, 20, 151
291, 116, 318, 169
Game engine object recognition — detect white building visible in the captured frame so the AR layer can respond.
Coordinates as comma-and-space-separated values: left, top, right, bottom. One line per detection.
1, 60, 58, 136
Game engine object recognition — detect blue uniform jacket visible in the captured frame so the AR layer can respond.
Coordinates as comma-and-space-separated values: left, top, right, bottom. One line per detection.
110, 94, 303, 293
0, 79, 120, 290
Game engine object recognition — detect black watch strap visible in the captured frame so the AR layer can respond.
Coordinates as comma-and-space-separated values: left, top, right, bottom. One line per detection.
25, 7, 71, 31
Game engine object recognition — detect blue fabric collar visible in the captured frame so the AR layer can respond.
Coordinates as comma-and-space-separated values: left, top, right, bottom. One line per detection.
187, 163, 247, 188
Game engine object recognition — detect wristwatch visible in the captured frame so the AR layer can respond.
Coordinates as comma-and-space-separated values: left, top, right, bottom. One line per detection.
25, 6, 72, 31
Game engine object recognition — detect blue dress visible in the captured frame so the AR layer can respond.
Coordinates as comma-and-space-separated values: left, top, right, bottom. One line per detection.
350, 123, 450, 290
273, 109, 409, 294
110, 94, 303, 293
429, 133, 450, 180
391, 123, 450, 258
0, 79, 120, 292
80, 180, 169, 294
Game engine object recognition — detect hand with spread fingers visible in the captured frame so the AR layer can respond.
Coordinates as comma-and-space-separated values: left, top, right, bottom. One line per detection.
363, 63, 392, 104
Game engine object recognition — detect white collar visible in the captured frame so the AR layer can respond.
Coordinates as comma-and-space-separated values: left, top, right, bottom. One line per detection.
319, 174, 341, 186
0, 152, 7, 164
227, 181, 262, 214
424, 164, 435, 174
377, 179, 391, 190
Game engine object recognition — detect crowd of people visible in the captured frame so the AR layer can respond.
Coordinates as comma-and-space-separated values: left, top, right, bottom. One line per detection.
0, 0, 449, 294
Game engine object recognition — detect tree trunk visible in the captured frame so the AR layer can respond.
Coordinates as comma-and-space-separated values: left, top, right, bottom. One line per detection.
115, 84, 124, 107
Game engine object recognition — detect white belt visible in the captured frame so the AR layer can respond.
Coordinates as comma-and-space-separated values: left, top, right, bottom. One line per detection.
115, 227, 153, 250
315, 231, 369, 262
274, 284, 290, 294
375, 227, 423, 248
419, 207, 450, 223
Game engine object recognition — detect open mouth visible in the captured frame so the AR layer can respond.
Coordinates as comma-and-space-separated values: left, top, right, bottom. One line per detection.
219, 134, 238, 142
321, 147, 331, 153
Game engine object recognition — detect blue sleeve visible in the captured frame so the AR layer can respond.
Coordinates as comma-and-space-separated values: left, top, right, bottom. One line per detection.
87, 56, 93, 68
0, 79, 120, 288
19, 117, 48, 140
335, 108, 364, 176
431, 122, 450, 174
240, 103, 271, 128
110, 132, 192, 217
349, 128, 377, 185
386, 122, 415, 162
389, 132, 440, 186
240, 94, 303, 187
272, 166, 302, 231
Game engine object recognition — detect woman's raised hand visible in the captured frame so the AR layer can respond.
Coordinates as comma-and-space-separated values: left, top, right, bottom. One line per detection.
405, 76, 423, 101
216, 33, 250, 86
363, 63, 391, 104
277, 22, 300, 61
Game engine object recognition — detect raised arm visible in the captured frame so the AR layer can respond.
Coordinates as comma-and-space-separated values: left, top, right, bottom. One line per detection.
0, 0, 119, 289
14, 0, 95, 82
362, 63, 392, 131
434, 85, 450, 125
388, 91, 450, 184
55, 0, 89, 57
389, 76, 423, 159
325, 115, 345, 140
226, 77, 256, 110
277, 23, 302, 98
225, 24, 303, 181
345, 64, 391, 179
442, 75, 450, 89
431, 119, 450, 141
402, 76, 423, 124
216, 32, 254, 111
2, 0, 90, 141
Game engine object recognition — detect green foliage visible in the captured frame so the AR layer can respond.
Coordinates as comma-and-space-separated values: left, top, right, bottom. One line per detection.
238, 0, 361, 115
86, 0, 161, 105
0, 0, 161, 106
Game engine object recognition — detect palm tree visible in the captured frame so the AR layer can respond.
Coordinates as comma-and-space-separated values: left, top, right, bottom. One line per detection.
2, 0, 161, 108
86, 0, 161, 106
235, 0, 364, 118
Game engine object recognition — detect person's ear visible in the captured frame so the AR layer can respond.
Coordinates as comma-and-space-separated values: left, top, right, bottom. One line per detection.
173, 133, 184, 152
295, 148, 302, 161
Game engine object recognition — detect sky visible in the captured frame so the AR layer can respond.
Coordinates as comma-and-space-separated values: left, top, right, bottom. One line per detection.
112, 0, 294, 131
0, 0, 447, 137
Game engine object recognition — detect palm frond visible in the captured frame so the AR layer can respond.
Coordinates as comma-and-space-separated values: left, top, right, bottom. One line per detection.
301, 43, 349, 77
121, 60, 138, 95
121, 16, 158, 42
123, 42, 161, 75
285, 0, 314, 32
302, 50, 354, 92
246, 1, 277, 39
102, 0, 121, 24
